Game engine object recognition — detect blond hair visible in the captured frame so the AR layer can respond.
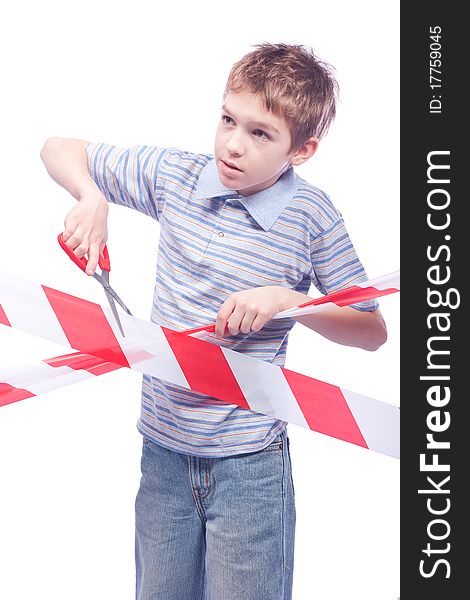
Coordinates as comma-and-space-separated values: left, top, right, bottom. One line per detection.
225, 43, 339, 150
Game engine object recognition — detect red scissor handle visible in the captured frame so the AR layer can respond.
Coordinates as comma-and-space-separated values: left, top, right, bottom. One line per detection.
58, 233, 111, 272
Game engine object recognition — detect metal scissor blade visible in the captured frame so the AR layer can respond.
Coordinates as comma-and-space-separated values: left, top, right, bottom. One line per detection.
93, 271, 132, 337
103, 285, 133, 315
93, 272, 132, 315
104, 288, 126, 337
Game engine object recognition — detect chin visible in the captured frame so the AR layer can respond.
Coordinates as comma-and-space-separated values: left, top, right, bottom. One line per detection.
218, 171, 239, 189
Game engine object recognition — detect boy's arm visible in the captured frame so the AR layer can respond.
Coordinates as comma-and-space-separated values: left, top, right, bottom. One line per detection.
282, 289, 387, 351
40, 137, 108, 275
40, 137, 95, 200
215, 286, 387, 352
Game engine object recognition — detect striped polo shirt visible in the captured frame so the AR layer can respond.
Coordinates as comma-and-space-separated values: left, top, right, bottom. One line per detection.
86, 143, 377, 457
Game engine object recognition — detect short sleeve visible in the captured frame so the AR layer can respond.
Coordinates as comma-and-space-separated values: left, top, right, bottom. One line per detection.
309, 218, 378, 312
86, 142, 167, 220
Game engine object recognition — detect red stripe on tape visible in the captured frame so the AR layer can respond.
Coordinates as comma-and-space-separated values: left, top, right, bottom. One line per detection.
331, 286, 399, 307
297, 285, 398, 309
0, 383, 35, 407
282, 368, 368, 449
44, 352, 122, 376
162, 327, 251, 410
42, 286, 131, 368
0, 304, 11, 327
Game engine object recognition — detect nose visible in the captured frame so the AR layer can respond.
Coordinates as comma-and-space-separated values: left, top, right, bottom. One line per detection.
225, 129, 245, 157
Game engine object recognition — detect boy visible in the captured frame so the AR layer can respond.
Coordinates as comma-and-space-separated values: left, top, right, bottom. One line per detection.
40, 43, 386, 600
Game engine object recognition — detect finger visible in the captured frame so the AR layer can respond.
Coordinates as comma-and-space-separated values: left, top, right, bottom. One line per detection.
215, 297, 236, 338
239, 308, 258, 334
227, 305, 247, 336
251, 311, 270, 332
86, 244, 100, 276
73, 239, 89, 259
62, 227, 73, 242
99, 239, 107, 258
63, 217, 78, 242
63, 227, 78, 248
64, 225, 84, 250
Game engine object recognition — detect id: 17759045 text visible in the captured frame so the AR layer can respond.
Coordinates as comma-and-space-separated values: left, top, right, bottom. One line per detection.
429, 25, 443, 114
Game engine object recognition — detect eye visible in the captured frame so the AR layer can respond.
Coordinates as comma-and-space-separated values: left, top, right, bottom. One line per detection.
253, 129, 269, 140
222, 114, 234, 125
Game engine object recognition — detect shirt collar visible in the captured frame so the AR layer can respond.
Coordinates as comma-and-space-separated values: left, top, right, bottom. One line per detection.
194, 158, 299, 232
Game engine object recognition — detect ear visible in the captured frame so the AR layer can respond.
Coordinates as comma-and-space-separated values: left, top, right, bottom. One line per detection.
290, 136, 319, 166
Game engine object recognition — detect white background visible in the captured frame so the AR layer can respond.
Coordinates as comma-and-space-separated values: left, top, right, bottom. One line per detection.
0, 1, 399, 598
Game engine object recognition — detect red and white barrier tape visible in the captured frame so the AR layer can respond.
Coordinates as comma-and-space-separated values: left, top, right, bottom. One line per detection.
0, 351, 120, 406
275, 270, 400, 318
0, 270, 400, 458
176, 271, 400, 336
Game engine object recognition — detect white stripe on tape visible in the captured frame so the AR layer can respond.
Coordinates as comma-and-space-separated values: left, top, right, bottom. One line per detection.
0, 272, 70, 347
102, 308, 190, 389
1, 362, 94, 395
342, 389, 400, 459
221, 347, 310, 428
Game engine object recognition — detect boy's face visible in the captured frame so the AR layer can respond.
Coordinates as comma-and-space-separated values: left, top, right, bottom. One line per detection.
214, 90, 298, 196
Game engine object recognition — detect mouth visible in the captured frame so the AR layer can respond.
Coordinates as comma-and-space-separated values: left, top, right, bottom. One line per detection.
221, 159, 242, 172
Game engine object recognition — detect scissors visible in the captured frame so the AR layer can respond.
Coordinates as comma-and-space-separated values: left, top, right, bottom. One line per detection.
58, 233, 132, 337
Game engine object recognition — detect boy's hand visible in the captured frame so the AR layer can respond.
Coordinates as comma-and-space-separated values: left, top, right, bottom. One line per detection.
62, 191, 109, 275
215, 286, 294, 338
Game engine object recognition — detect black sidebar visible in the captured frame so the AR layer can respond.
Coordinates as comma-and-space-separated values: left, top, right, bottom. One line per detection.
401, 3, 466, 599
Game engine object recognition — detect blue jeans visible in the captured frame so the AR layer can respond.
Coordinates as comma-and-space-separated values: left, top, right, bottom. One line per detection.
135, 430, 296, 600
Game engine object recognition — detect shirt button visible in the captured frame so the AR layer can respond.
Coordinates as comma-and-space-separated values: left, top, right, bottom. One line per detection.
217, 231, 224, 238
